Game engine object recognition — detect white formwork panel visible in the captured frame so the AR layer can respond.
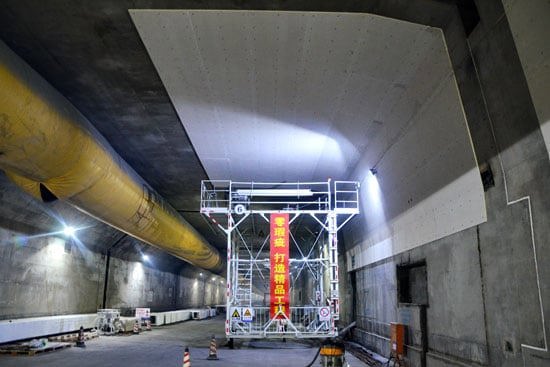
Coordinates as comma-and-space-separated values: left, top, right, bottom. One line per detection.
171, 311, 179, 323
179, 311, 187, 322
0, 314, 97, 344
151, 312, 165, 326
130, 10, 440, 183
209, 308, 216, 317
165, 312, 173, 324
156, 310, 193, 324
189, 309, 209, 320
181, 311, 192, 321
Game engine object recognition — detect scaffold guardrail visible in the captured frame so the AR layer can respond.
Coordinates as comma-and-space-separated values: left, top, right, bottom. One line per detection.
200, 180, 359, 339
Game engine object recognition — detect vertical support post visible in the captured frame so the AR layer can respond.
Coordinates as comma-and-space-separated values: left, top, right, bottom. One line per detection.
102, 249, 111, 309
225, 213, 233, 340
231, 216, 238, 306
249, 258, 253, 308
327, 212, 340, 320
327, 179, 332, 211
319, 257, 325, 307
102, 233, 127, 309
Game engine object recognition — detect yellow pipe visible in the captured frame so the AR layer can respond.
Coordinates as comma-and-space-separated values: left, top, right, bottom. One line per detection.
0, 41, 223, 272
4, 171, 41, 200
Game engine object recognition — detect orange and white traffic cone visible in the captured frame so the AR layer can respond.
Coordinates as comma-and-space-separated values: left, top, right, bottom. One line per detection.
207, 335, 219, 360
133, 320, 140, 334
146, 319, 152, 331
183, 347, 191, 367
76, 326, 86, 348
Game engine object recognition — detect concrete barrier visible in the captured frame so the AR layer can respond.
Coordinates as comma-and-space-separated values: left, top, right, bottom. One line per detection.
128, 308, 210, 328
151, 313, 165, 326
0, 314, 97, 344
189, 309, 210, 320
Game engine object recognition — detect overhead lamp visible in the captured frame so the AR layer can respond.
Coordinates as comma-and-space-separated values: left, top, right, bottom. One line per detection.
142, 254, 149, 262
370, 168, 378, 176
63, 225, 76, 237
235, 189, 314, 197
199, 273, 203, 277
212, 277, 216, 281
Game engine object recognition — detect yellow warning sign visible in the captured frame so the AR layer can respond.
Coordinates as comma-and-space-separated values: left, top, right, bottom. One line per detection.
242, 307, 254, 322
232, 309, 240, 318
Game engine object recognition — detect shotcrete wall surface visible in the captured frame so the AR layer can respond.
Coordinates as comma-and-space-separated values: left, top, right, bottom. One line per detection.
0, 227, 225, 320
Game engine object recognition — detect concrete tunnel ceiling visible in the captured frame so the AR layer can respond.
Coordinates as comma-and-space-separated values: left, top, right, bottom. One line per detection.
0, 4, 485, 274
0, 4, 486, 275
131, 10, 458, 182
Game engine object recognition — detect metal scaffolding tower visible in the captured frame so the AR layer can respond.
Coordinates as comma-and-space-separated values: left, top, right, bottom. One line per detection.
200, 180, 359, 338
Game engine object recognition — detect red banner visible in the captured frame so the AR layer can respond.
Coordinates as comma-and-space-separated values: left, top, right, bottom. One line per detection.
270, 213, 290, 319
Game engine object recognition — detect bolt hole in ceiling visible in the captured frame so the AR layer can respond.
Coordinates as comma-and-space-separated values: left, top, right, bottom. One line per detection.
131, 10, 486, 263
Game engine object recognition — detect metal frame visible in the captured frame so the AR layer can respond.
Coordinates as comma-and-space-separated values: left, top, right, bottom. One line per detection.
200, 180, 359, 338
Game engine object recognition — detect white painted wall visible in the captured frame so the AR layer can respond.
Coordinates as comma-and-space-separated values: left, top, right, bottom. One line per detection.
131, 10, 448, 182
346, 33, 486, 270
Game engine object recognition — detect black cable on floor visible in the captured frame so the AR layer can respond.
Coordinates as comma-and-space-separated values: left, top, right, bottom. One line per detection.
304, 346, 322, 367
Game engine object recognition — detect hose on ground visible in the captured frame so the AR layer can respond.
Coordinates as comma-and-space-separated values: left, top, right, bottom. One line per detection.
304, 345, 322, 367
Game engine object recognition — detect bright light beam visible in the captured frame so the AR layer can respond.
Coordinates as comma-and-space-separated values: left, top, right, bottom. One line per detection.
63, 226, 76, 237
360, 169, 387, 230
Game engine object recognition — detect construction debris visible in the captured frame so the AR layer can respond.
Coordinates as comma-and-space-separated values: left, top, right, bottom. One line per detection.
48, 329, 99, 342
0, 341, 72, 356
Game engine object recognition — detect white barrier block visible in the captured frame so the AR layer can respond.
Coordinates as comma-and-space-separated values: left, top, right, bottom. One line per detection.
0, 314, 97, 344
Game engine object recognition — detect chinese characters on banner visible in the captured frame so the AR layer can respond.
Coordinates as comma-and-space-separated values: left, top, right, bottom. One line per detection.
270, 213, 290, 319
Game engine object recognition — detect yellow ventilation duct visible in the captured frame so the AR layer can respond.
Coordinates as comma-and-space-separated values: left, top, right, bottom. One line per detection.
0, 41, 223, 273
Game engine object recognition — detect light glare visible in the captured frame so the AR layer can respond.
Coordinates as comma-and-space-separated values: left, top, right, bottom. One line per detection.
51, 238, 65, 260
63, 226, 76, 237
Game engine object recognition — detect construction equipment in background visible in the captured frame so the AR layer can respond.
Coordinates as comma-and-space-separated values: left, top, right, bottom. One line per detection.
304, 322, 356, 367
94, 309, 123, 335
319, 340, 348, 367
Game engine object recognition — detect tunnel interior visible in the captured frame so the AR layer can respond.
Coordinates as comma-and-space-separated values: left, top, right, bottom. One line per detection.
0, 1, 548, 367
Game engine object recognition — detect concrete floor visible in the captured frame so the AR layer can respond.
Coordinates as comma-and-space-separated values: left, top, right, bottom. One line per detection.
0, 316, 367, 367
